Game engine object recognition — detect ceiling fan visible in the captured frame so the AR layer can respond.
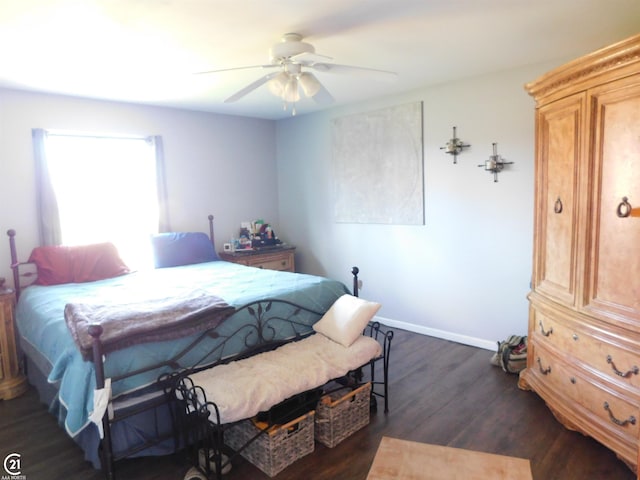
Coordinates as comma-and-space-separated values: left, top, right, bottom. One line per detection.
197, 33, 397, 115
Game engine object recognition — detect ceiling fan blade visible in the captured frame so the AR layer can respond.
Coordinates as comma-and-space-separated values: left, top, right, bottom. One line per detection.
310, 63, 397, 81
194, 64, 278, 75
290, 51, 333, 64
224, 72, 280, 103
311, 82, 334, 105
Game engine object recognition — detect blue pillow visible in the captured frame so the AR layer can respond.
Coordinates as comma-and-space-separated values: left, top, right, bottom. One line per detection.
151, 232, 218, 268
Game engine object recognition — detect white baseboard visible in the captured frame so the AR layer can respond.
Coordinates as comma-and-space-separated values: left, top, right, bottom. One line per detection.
374, 316, 497, 352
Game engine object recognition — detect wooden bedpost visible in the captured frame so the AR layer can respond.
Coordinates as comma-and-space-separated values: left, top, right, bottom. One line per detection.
88, 324, 114, 480
7, 230, 20, 298
208, 214, 215, 247
352, 266, 359, 297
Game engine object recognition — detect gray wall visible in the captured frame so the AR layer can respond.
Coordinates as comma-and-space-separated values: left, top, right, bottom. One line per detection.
0, 89, 278, 283
276, 60, 562, 349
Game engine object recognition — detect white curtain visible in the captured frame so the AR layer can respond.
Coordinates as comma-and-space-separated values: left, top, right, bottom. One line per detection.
152, 135, 170, 233
33, 128, 62, 246
32, 129, 170, 255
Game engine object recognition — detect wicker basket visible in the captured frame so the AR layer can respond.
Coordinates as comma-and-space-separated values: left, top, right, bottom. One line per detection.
314, 382, 372, 448
225, 411, 315, 477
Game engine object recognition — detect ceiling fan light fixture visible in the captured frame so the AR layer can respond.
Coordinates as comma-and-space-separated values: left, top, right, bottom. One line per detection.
267, 71, 289, 96
283, 76, 300, 103
299, 72, 321, 97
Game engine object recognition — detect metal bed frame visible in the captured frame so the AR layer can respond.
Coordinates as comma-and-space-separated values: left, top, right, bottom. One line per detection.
7, 219, 393, 480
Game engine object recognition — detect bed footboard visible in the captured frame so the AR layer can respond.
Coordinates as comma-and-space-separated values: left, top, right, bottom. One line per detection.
89, 288, 359, 479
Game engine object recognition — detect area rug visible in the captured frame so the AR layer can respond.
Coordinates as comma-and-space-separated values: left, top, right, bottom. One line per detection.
366, 436, 533, 480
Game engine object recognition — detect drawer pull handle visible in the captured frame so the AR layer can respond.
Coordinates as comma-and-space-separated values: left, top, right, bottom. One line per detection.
538, 321, 553, 337
554, 197, 563, 214
572, 334, 579, 341
606, 355, 639, 378
616, 197, 632, 218
537, 357, 551, 375
570, 377, 576, 384
603, 402, 636, 427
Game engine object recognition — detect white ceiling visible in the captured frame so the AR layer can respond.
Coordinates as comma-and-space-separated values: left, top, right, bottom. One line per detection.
1, 0, 639, 120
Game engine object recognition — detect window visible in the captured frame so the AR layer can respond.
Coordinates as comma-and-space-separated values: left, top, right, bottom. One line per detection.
33, 130, 168, 270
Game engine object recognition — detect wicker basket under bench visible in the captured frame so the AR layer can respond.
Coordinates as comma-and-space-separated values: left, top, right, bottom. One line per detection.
224, 382, 373, 477
226, 411, 316, 477
315, 382, 372, 448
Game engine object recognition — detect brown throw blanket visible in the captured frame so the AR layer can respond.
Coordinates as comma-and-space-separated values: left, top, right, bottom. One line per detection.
64, 290, 235, 360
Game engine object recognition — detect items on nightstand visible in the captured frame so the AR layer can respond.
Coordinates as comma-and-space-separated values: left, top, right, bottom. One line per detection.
232, 219, 284, 251
222, 219, 294, 271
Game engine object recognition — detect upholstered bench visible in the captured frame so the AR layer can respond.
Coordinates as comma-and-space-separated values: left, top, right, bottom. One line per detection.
180, 331, 381, 425
173, 294, 392, 479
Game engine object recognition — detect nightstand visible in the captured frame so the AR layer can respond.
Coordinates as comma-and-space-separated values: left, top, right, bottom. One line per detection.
219, 246, 296, 272
0, 287, 27, 400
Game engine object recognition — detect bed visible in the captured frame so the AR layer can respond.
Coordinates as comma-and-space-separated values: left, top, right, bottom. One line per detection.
7, 218, 356, 476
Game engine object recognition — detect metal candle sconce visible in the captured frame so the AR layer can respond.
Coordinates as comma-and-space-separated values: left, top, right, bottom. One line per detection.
478, 142, 513, 182
440, 126, 470, 164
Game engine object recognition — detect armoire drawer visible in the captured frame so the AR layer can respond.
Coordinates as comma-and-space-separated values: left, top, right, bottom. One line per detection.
531, 343, 639, 445
533, 310, 640, 391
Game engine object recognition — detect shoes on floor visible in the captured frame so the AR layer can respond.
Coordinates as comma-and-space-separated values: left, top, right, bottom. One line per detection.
198, 449, 232, 475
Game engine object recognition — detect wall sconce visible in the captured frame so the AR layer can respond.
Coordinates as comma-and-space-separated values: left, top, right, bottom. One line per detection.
478, 143, 513, 182
440, 126, 470, 164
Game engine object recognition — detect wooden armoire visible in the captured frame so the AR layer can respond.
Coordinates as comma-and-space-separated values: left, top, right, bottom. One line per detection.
519, 33, 640, 474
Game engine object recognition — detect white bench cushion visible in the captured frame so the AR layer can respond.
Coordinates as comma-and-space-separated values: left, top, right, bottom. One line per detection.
183, 333, 382, 424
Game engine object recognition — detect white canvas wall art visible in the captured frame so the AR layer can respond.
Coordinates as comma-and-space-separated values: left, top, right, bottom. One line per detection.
331, 101, 424, 224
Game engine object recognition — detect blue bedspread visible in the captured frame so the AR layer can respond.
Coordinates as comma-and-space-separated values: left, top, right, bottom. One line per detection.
15, 261, 349, 437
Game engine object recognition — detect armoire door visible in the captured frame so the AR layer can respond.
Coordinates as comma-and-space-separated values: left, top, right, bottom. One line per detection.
585, 76, 640, 327
533, 92, 586, 307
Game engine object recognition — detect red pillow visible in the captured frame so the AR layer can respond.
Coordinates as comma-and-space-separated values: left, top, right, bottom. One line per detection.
29, 243, 129, 286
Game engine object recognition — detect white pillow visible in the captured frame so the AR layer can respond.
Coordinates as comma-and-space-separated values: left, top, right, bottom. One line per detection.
313, 294, 382, 347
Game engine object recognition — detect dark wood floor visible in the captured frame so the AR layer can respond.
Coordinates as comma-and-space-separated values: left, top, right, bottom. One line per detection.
0, 328, 635, 480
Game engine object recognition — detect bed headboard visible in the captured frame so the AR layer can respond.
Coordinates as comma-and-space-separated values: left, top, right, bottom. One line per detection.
7, 229, 38, 299
7, 215, 218, 299
208, 214, 215, 248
